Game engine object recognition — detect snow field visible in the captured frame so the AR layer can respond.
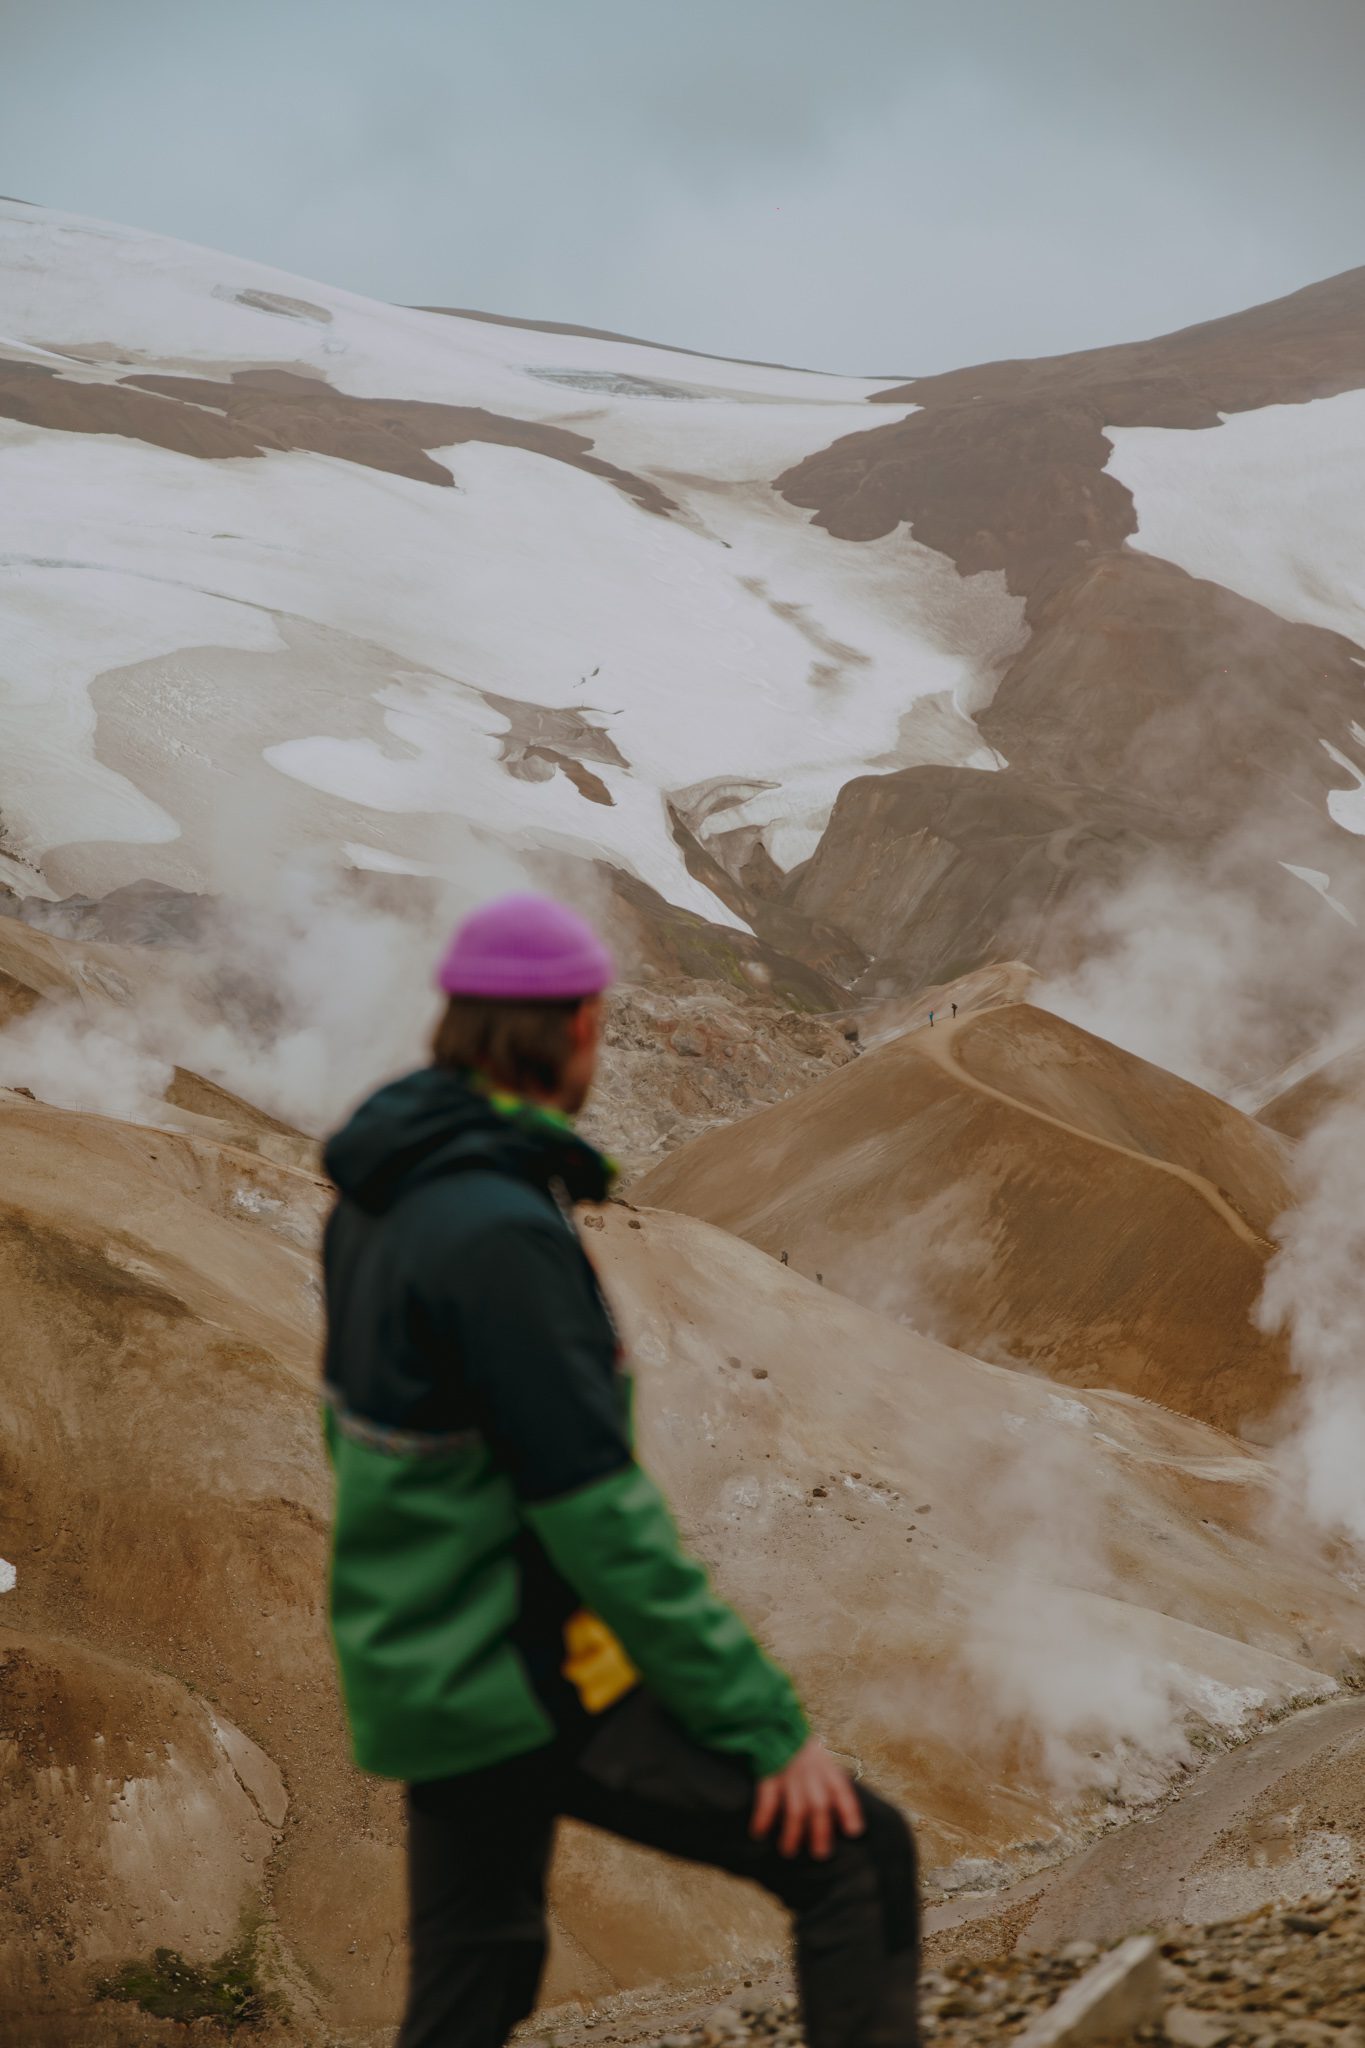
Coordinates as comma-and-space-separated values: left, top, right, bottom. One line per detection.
1106, 389, 1365, 653
0, 201, 1023, 918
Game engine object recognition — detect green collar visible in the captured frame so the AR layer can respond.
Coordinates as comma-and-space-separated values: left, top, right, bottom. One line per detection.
469, 1072, 618, 1188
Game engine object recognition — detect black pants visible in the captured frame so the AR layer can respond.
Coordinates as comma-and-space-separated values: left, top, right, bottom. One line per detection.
399, 1691, 919, 2048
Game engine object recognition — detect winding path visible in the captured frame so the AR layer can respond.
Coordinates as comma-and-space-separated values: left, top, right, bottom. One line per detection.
911, 1012, 1276, 1253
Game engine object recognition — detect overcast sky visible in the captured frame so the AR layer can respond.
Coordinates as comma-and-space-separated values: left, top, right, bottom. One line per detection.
4, 0, 1364, 374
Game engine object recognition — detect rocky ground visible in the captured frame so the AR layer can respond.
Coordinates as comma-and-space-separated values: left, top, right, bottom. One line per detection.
582, 980, 859, 1182
581, 1885, 1365, 2048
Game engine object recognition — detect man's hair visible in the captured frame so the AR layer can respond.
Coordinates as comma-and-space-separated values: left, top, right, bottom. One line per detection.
432, 995, 584, 1097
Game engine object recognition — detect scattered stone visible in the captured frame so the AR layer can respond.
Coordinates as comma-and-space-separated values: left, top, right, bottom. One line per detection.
1014, 1936, 1162, 2047
702, 2008, 746, 2046
632, 1882, 1365, 2048
1164, 2004, 1235, 2048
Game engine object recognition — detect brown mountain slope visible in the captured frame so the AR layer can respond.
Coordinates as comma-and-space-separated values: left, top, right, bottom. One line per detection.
774, 269, 1365, 1004
879, 264, 1365, 432
636, 1005, 1294, 1432
785, 760, 1200, 993
0, 361, 677, 517
781, 266, 1365, 578
5, 1090, 1362, 2041
0, 1095, 345, 2040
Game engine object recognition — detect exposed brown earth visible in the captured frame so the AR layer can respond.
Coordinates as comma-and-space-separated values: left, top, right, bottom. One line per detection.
0, 359, 675, 514
636, 1004, 1296, 1433
968, 554, 1365, 825
661, 808, 869, 991
0, 1093, 346, 2040
785, 763, 1199, 993
882, 263, 1365, 427
781, 391, 1136, 581
601, 866, 852, 1011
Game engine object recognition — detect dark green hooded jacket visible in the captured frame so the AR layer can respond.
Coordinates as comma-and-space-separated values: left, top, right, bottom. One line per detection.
321, 1066, 808, 1783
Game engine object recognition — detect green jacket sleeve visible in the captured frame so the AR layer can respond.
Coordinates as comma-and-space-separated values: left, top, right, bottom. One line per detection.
525, 1462, 809, 1780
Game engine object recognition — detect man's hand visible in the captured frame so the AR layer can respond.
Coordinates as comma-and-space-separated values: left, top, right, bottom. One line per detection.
751, 1737, 865, 1861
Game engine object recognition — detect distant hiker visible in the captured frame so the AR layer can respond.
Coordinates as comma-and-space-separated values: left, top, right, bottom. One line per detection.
321, 895, 921, 2048
928, 1010, 934, 1026
780, 1248, 789, 1265
951, 1002, 957, 1019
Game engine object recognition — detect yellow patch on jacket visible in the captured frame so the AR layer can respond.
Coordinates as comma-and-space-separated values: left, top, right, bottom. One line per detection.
563, 1609, 638, 1714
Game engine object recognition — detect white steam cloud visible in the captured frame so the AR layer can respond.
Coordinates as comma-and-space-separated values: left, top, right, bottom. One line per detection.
947, 1396, 1279, 1807
1256, 1104, 1365, 1556
0, 839, 616, 1139
0, 1004, 174, 1125
1034, 850, 1365, 1101
1035, 843, 1365, 1584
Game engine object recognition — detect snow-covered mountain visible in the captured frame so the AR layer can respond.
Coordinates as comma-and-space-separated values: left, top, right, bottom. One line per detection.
0, 199, 1016, 966
777, 269, 1365, 999
3, 198, 1365, 1034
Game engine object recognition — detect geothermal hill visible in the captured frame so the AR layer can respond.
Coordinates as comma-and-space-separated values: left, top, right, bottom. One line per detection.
4, 1059, 1362, 2037
3, 200, 1365, 1032
637, 1004, 1296, 1433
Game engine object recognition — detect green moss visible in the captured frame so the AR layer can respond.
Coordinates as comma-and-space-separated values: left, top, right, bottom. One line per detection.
96, 1937, 276, 2030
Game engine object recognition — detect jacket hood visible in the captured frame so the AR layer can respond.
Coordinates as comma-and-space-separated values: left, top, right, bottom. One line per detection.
324, 1066, 614, 1215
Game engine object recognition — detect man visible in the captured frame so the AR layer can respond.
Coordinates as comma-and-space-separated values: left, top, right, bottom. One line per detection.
321, 894, 920, 2048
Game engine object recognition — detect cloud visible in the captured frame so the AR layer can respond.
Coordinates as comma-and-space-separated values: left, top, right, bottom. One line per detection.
4, 1, 1365, 371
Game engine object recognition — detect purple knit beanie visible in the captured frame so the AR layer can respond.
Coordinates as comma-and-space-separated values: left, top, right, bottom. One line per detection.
436, 894, 615, 1002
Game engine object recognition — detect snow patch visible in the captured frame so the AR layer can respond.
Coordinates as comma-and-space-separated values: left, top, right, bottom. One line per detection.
1320, 740, 1365, 836
343, 841, 446, 878
1107, 391, 1365, 650
1279, 860, 1358, 926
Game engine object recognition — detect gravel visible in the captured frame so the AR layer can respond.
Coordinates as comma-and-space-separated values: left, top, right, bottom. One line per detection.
611, 1882, 1365, 2048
